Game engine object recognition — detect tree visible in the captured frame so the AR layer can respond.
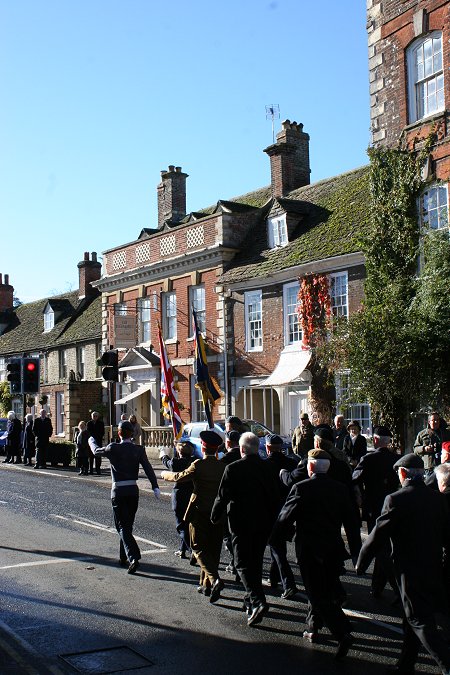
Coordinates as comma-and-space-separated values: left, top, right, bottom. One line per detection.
0, 381, 12, 417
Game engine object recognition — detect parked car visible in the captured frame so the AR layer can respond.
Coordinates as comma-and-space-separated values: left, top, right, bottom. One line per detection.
0, 417, 7, 454
179, 419, 292, 459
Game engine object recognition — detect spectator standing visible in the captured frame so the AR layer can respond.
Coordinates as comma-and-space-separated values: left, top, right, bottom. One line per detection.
333, 415, 347, 451
89, 420, 160, 573
220, 430, 242, 575
357, 453, 450, 675
4, 411, 22, 464
22, 413, 35, 466
159, 440, 195, 559
33, 409, 52, 469
86, 411, 105, 475
414, 412, 449, 476
343, 420, 367, 468
129, 414, 142, 444
75, 421, 90, 476
291, 412, 315, 458
211, 432, 281, 627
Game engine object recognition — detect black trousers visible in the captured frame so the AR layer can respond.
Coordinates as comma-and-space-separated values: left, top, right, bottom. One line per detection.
89, 454, 102, 473
398, 603, 450, 672
111, 495, 140, 564
269, 534, 296, 591
300, 554, 350, 640
232, 530, 269, 610
35, 439, 49, 468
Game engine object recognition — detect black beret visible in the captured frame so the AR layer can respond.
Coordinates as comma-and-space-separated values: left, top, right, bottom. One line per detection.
314, 426, 334, 443
226, 430, 240, 443
266, 434, 283, 446
373, 425, 392, 437
393, 453, 424, 470
118, 421, 133, 433
300, 412, 309, 420
199, 430, 223, 449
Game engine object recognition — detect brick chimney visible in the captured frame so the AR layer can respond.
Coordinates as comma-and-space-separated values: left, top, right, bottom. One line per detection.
77, 252, 101, 299
0, 274, 14, 312
157, 165, 188, 229
264, 120, 310, 197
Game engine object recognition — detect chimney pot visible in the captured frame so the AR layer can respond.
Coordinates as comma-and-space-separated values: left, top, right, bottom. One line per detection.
5, 274, 9, 285
168, 165, 175, 172
91, 252, 97, 262
175, 166, 181, 172
84, 251, 89, 261
0, 272, 14, 312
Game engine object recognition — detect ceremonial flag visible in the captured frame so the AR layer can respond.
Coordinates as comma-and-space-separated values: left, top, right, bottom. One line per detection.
192, 308, 222, 429
158, 327, 183, 441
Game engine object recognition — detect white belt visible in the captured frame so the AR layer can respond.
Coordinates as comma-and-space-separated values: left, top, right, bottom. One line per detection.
113, 480, 137, 488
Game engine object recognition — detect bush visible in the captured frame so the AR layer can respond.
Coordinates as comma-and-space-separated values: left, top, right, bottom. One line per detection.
47, 441, 75, 467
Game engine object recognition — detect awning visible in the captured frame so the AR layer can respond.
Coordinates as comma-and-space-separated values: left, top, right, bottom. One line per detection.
261, 349, 311, 386
114, 383, 152, 405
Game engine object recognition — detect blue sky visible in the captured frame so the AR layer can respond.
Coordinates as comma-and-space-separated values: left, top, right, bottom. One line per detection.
0, 0, 370, 303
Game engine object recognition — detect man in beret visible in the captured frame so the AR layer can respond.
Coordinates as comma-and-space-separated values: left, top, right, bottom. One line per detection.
291, 412, 315, 458
89, 420, 160, 574
265, 434, 299, 599
160, 440, 196, 559
357, 454, 450, 674
272, 448, 361, 659
211, 432, 281, 627
162, 429, 225, 603
352, 425, 399, 599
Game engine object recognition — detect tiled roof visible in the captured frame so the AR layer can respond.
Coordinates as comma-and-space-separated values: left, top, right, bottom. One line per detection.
219, 166, 370, 285
0, 292, 101, 356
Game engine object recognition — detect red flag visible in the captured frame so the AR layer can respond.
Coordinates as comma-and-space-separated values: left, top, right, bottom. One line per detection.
158, 327, 183, 441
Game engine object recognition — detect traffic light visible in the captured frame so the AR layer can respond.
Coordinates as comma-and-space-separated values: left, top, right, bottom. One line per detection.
22, 357, 40, 393
6, 359, 22, 394
101, 350, 119, 381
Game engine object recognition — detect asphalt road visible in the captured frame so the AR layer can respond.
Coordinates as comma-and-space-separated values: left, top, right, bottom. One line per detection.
0, 461, 443, 675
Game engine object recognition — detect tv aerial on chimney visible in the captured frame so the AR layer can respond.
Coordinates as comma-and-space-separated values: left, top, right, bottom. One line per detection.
265, 104, 280, 143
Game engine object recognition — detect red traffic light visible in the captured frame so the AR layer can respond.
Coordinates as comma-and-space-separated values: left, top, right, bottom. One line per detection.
26, 362, 36, 371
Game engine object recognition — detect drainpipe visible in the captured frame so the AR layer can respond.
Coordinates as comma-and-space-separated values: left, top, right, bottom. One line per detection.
222, 293, 230, 415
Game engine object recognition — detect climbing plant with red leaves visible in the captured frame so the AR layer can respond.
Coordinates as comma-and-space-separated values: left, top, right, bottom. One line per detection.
297, 273, 331, 348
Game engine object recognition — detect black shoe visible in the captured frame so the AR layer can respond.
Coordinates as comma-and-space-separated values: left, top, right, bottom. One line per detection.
96, 470, 101, 475
78, 471, 84, 475
89, 470, 94, 475
174, 550, 187, 559
197, 585, 211, 597
281, 586, 298, 599
242, 602, 252, 616
127, 560, 140, 575
189, 554, 197, 566
335, 634, 353, 660
247, 603, 268, 627
209, 578, 224, 604
262, 578, 279, 589
119, 559, 127, 567
303, 630, 318, 643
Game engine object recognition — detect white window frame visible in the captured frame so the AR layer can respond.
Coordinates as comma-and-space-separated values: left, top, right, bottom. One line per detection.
43, 306, 54, 332
0, 357, 5, 382
245, 290, 263, 352
330, 272, 348, 319
114, 302, 128, 316
56, 391, 65, 435
59, 349, 67, 381
419, 183, 449, 231
138, 297, 151, 344
162, 292, 177, 341
335, 372, 372, 437
283, 281, 302, 347
76, 346, 85, 380
267, 214, 288, 249
407, 32, 444, 123
189, 285, 206, 336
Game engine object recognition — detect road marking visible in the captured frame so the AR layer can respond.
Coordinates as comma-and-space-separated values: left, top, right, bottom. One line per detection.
0, 500, 8, 504
51, 514, 168, 549
0, 617, 66, 674
16, 496, 33, 502
0, 557, 89, 570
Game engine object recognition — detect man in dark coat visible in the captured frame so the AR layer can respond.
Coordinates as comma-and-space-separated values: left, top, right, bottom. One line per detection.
356, 453, 450, 674
414, 412, 449, 476
4, 411, 22, 464
333, 414, 347, 451
86, 411, 105, 475
211, 432, 281, 627
343, 419, 367, 468
291, 412, 315, 458
160, 440, 195, 558
220, 430, 242, 575
435, 461, 450, 612
272, 448, 361, 659
264, 434, 299, 598
162, 430, 226, 602
33, 409, 53, 469
352, 425, 399, 598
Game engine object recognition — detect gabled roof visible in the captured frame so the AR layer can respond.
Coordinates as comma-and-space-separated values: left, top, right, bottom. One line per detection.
219, 166, 370, 285
0, 291, 102, 356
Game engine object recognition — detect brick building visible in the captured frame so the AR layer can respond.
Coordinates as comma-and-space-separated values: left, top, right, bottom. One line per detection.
95, 122, 372, 437
0, 253, 103, 438
368, 0, 449, 226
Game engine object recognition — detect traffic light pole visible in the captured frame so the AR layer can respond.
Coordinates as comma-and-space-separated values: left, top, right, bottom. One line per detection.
109, 380, 115, 441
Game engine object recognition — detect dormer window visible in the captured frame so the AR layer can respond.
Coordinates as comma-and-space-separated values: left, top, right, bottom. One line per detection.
43, 305, 55, 332
267, 215, 288, 249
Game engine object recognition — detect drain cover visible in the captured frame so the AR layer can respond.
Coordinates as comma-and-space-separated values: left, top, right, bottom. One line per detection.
60, 646, 154, 673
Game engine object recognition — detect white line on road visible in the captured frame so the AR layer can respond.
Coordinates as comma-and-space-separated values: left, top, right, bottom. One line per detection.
0, 500, 8, 504
16, 496, 34, 502
0, 557, 90, 570
51, 513, 168, 548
